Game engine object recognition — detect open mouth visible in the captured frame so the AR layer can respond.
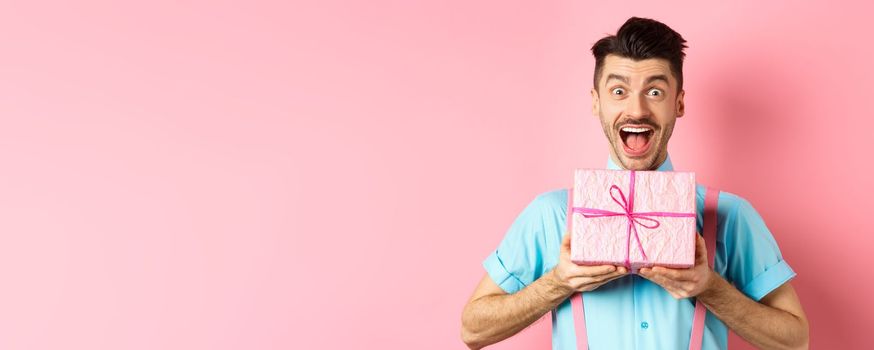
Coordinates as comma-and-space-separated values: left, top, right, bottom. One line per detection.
619, 126, 654, 157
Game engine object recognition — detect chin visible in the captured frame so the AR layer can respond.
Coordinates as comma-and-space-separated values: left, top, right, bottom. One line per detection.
615, 147, 660, 170
621, 159, 653, 171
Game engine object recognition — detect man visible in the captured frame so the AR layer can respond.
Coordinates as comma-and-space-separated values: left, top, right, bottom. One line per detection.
461, 17, 808, 349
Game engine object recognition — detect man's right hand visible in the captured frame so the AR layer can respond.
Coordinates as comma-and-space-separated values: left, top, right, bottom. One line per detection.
547, 231, 628, 295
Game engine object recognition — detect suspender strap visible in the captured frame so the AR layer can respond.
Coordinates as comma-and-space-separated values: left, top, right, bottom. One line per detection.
565, 189, 588, 348
565, 187, 720, 350
688, 187, 719, 350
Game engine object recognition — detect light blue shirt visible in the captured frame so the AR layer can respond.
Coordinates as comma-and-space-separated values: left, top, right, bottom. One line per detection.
483, 154, 796, 349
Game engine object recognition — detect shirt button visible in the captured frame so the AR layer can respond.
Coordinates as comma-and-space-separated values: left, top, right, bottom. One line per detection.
640, 321, 649, 329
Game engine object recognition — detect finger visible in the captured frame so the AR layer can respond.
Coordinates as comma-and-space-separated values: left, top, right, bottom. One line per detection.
593, 266, 628, 281
587, 275, 622, 291
577, 264, 617, 277
695, 234, 708, 265
558, 232, 571, 259
615, 266, 628, 275
599, 269, 629, 284
649, 266, 694, 281
570, 265, 616, 277
639, 270, 690, 298
573, 269, 627, 291
572, 264, 617, 277
639, 267, 677, 284
580, 267, 628, 291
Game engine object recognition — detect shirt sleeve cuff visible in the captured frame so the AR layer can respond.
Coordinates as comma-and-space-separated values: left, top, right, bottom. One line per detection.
483, 251, 526, 294
739, 260, 797, 301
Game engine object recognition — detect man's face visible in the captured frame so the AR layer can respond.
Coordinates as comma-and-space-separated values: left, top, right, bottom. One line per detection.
591, 54, 685, 170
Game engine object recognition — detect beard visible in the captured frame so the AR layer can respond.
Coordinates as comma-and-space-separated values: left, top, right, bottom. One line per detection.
599, 116, 675, 171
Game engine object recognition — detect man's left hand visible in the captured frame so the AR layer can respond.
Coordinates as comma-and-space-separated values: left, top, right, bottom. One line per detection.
639, 234, 718, 299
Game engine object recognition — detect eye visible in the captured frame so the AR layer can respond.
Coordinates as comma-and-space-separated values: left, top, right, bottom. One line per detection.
611, 88, 625, 95
647, 88, 663, 97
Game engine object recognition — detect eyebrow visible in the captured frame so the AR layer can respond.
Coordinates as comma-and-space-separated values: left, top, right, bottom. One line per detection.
605, 74, 671, 86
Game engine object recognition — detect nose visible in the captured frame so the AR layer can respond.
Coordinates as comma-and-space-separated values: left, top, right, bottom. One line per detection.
624, 93, 651, 119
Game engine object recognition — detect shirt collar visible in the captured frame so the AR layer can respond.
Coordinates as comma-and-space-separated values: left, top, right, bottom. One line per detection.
607, 154, 674, 171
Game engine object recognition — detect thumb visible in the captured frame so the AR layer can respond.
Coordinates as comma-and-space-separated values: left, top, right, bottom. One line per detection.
695, 233, 708, 264
562, 230, 572, 251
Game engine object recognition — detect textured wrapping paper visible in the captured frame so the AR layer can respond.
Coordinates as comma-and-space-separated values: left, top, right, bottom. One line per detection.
569, 169, 697, 271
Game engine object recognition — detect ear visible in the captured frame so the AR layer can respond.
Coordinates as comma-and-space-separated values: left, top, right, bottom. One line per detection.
591, 88, 600, 116
676, 89, 685, 118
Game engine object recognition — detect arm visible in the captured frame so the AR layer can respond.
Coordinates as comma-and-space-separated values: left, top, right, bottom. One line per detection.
459, 270, 574, 350
639, 235, 809, 350
461, 232, 628, 349
699, 272, 808, 349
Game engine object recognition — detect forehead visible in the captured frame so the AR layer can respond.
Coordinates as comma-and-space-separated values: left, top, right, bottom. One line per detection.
600, 54, 675, 86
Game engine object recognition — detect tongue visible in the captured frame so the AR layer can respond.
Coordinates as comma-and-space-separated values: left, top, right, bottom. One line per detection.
625, 133, 648, 150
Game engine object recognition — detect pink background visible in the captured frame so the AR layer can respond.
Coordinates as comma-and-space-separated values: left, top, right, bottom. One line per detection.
0, 1, 871, 349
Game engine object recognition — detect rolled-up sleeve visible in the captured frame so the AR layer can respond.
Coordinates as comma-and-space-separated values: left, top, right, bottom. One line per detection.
721, 194, 797, 301
482, 193, 553, 294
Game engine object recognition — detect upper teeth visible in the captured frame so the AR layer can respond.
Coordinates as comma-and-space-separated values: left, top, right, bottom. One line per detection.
621, 127, 650, 133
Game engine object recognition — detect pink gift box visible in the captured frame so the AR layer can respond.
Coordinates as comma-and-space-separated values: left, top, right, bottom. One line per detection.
569, 169, 697, 272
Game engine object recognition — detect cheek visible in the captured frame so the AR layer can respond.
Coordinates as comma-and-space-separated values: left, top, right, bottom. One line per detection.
652, 105, 678, 125
599, 102, 624, 120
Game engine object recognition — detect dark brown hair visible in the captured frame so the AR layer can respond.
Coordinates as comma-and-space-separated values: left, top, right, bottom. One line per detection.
592, 17, 688, 92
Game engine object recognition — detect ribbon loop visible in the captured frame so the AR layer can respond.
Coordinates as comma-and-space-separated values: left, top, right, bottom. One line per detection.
609, 185, 628, 211
632, 216, 661, 229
